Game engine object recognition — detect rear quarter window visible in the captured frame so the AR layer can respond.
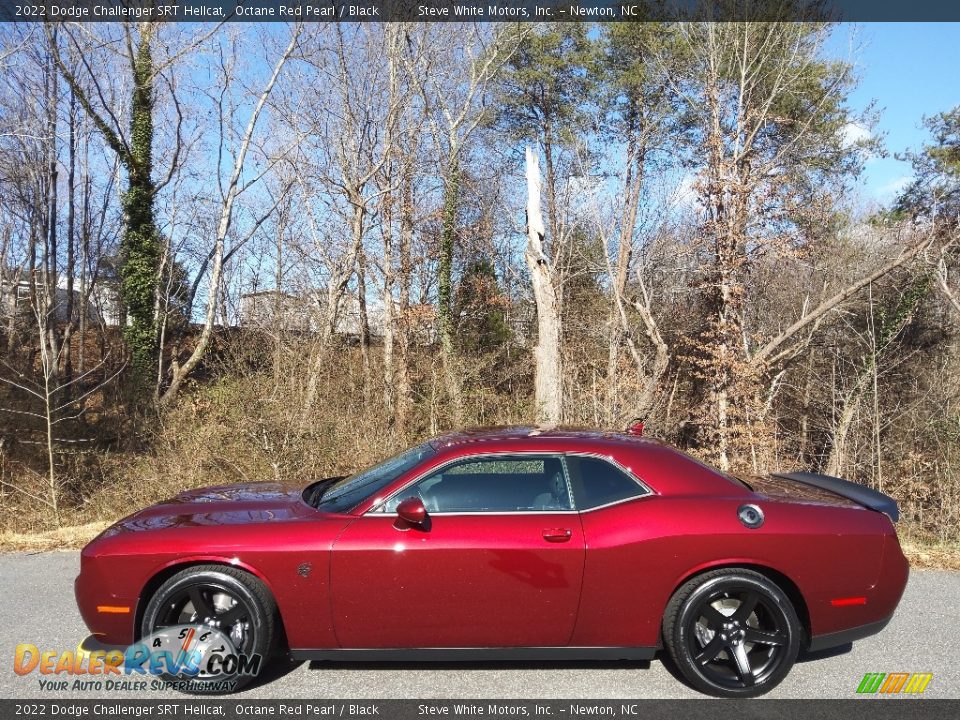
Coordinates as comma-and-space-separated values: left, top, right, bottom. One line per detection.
568, 456, 648, 510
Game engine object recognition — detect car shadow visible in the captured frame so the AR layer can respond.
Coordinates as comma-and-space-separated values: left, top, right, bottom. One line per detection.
251, 641, 853, 689
652, 650, 687, 684
653, 641, 853, 684
240, 654, 306, 691
626, 644, 853, 684
798, 642, 852, 663
240, 643, 851, 696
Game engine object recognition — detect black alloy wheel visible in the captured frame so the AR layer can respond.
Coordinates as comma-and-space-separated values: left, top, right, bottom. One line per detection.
140, 565, 276, 694
663, 569, 801, 697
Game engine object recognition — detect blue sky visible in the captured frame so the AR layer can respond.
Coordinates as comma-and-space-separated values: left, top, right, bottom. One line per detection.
831, 23, 960, 202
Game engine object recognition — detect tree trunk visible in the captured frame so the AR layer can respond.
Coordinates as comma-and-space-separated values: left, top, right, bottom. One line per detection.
120, 28, 161, 380
305, 204, 364, 413
159, 26, 299, 408
357, 246, 371, 402
395, 161, 414, 429
605, 133, 645, 421
543, 121, 560, 256
273, 214, 285, 387
44, 48, 62, 402
627, 292, 670, 420
78, 133, 91, 374
826, 369, 871, 478
798, 347, 814, 464
438, 161, 462, 424
380, 177, 396, 416
525, 147, 562, 425
62, 87, 77, 399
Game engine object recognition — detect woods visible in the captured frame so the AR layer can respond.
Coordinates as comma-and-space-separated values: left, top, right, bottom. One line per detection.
0, 21, 958, 547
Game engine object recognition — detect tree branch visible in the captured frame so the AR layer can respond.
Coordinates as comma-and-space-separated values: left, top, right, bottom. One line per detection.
750, 232, 935, 370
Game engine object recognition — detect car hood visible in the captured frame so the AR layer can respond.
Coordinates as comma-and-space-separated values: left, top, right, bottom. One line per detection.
98, 481, 319, 537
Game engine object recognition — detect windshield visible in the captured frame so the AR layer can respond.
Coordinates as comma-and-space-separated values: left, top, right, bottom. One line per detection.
310, 443, 436, 513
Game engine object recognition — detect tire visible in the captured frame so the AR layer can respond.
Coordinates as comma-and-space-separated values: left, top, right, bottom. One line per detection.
140, 565, 276, 694
662, 569, 801, 698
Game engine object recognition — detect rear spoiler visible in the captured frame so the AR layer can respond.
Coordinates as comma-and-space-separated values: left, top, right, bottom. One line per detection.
771, 471, 899, 522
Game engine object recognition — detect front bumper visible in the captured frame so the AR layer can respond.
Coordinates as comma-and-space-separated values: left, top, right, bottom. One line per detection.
75, 557, 138, 646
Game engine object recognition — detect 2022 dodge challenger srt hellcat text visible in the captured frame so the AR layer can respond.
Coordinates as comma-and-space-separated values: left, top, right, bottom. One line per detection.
75, 426, 908, 697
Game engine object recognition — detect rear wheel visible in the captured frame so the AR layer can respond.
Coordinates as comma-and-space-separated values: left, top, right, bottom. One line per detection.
662, 569, 800, 698
140, 565, 275, 694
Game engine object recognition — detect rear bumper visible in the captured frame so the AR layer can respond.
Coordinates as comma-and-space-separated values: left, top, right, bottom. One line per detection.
806, 530, 908, 648
807, 616, 892, 652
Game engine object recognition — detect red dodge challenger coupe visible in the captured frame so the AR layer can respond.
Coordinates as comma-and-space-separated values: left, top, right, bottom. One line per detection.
75, 426, 908, 697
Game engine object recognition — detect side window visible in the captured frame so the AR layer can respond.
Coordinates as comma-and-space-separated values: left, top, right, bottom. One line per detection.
567, 456, 647, 510
383, 456, 572, 513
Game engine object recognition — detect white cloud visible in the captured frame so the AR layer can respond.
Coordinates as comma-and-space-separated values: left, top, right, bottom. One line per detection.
670, 172, 698, 208
876, 175, 912, 201
840, 122, 873, 149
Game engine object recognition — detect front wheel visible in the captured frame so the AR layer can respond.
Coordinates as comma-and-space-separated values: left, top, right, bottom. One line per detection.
662, 569, 801, 698
140, 565, 276, 694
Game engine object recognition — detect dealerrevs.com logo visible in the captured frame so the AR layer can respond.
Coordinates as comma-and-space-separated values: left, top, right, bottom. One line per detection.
14, 625, 262, 693
856, 673, 934, 695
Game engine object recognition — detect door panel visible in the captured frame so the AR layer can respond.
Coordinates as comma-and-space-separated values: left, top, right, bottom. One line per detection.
330, 512, 585, 648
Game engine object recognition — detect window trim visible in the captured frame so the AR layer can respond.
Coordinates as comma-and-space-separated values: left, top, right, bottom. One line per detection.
313, 442, 437, 513
566, 453, 656, 513
366, 450, 655, 516
368, 451, 577, 515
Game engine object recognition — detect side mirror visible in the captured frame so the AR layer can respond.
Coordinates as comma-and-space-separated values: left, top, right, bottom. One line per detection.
396, 496, 428, 526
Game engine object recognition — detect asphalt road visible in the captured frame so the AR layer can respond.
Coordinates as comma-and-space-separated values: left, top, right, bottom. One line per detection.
1, 551, 956, 700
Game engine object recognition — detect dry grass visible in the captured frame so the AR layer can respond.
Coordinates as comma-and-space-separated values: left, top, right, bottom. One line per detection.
0, 521, 111, 553
901, 541, 960, 571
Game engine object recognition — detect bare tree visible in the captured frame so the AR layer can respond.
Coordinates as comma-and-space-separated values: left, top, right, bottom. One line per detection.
298, 25, 407, 412
0, 290, 122, 525
160, 25, 303, 406
46, 22, 217, 379
400, 24, 522, 425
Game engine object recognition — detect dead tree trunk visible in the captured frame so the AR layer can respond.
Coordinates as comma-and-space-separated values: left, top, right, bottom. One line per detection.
524, 147, 562, 425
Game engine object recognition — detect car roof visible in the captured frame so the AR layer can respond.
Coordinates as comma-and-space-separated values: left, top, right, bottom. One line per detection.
425, 426, 752, 498
428, 425, 660, 452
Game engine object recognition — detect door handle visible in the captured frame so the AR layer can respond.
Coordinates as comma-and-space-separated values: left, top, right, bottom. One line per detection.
542, 528, 572, 543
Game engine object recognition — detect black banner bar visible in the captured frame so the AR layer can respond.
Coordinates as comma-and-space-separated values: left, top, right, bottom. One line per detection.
3, 0, 960, 24
3, 700, 960, 720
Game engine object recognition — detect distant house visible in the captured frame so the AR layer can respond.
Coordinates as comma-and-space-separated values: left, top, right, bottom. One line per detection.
0, 277, 29, 319
0, 275, 112, 326
88, 282, 124, 326
239, 289, 384, 337
402, 303, 438, 345
239, 290, 315, 332
239, 288, 436, 344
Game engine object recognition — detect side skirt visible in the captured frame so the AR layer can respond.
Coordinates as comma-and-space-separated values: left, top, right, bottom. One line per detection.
290, 647, 658, 663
